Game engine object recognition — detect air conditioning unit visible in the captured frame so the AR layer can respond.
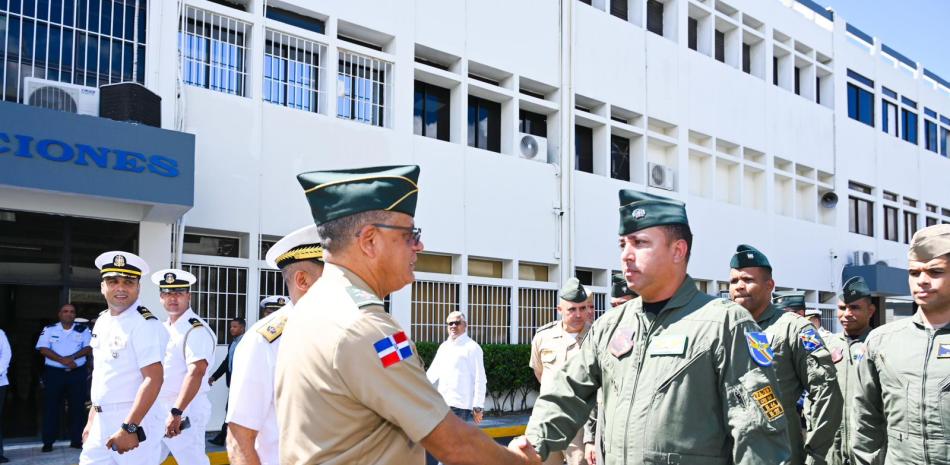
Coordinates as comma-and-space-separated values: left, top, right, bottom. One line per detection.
647, 162, 675, 191
23, 77, 99, 116
516, 133, 548, 162
852, 250, 875, 266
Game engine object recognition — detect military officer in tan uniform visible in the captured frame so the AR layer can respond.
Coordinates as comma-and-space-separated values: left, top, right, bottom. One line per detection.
274, 165, 539, 465
853, 224, 950, 465
520, 190, 791, 465
824, 276, 875, 465
530, 278, 593, 465
728, 244, 842, 465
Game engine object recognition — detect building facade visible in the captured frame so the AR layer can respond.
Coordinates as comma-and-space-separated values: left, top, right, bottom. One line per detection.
1, 0, 949, 435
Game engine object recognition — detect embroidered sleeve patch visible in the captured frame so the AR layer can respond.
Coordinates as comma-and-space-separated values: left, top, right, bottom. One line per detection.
374, 331, 413, 368
751, 385, 785, 421
799, 327, 824, 352
746, 332, 774, 367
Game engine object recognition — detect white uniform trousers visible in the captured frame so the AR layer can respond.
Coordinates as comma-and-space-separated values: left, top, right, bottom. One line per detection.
79, 401, 165, 465
158, 395, 211, 465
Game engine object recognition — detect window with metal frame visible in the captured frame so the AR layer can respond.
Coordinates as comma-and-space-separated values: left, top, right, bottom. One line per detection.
846, 83, 874, 127
883, 206, 899, 242
179, 6, 249, 96
467, 284, 511, 344
0, 0, 148, 103
575, 125, 593, 173
903, 211, 918, 245
337, 49, 391, 127
468, 95, 501, 152
610, 0, 628, 20
924, 120, 938, 153
259, 268, 288, 304
184, 263, 248, 345
263, 29, 325, 113
882, 100, 899, 137
849, 196, 873, 236
518, 288, 557, 344
593, 292, 607, 321
519, 109, 547, 138
410, 280, 460, 343
901, 108, 918, 145
611, 134, 630, 181
646, 0, 663, 36
413, 80, 450, 141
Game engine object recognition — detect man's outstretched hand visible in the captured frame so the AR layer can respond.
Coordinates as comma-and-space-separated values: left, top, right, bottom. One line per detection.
507, 436, 542, 465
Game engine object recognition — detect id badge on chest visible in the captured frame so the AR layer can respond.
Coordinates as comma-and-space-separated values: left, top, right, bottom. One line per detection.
648, 334, 688, 356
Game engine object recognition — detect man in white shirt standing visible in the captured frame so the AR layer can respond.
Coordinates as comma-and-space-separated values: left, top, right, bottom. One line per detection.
426, 311, 487, 425
0, 327, 11, 463
151, 269, 216, 465
226, 225, 324, 465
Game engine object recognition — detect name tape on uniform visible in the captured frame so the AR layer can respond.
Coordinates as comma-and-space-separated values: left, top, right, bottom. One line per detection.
374, 331, 413, 368
751, 385, 785, 421
648, 334, 688, 356
938, 343, 950, 359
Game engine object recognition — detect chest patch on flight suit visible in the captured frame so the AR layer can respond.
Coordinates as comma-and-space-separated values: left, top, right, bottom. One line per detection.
257, 315, 287, 343
831, 348, 844, 363
937, 343, 950, 358
137, 306, 157, 320
608, 327, 636, 358
751, 385, 785, 421
746, 332, 774, 367
648, 334, 687, 356
852, 345, 867, 363
799, 327, 824, 352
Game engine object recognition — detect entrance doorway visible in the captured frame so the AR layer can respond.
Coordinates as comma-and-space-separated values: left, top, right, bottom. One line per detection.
0, 209, 139, 441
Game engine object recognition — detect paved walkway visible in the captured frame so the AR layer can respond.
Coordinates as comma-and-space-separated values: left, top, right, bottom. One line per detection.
4, 414, 530, 465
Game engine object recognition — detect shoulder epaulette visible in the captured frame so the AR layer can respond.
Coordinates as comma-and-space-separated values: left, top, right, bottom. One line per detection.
74, 324, 87, 333
346, 286, 384, 309
45, 323, 57, 328
137, 306, 157, 321
257, 315, 288, 343
536, 320, 558, 334
188, 317, 203, 329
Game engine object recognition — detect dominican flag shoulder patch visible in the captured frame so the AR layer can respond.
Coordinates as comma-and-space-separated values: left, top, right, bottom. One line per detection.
374, 331, 414, 368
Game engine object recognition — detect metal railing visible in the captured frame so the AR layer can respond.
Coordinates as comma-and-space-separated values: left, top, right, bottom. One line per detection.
183, 263, 248, 344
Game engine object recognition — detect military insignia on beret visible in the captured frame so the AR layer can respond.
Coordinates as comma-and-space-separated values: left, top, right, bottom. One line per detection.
164, 272, 176, 284
799, 327, 823, 352
632, 208, 646, 220
746, 332, 774, 367
751, 385, 785, 421
937, 343, 950, 359
746, 253, 754, 259
113, 255, 126, 267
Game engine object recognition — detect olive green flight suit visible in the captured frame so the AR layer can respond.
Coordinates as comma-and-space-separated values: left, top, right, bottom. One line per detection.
823, 328, 870, 465
755, 304, 842, 465
526, 276, 791, 465
853, 311, 950, 465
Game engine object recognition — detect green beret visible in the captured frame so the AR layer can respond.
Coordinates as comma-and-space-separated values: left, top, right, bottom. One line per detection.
908, 224, 950, 262
773, 291, 805, 310
297, 165, 420, 224
840, 276, 872, 304
559, 277, 588, 303
730, 244, 772, 270
618, 190, 688, 236
611, 273, 636, 299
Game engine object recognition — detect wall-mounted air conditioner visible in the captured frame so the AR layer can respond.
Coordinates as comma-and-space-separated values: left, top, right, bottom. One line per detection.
647, 162, 675, 191
23, 77, 99, 116
516, 133, 548, 162
852, 250, 876, 266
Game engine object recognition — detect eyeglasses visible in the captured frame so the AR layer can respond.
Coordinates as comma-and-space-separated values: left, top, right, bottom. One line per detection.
447, 321, 464, 327
370, 223, 422, 245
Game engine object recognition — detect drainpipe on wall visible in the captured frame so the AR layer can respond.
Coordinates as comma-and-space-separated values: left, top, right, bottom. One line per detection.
558, 0, 576, 287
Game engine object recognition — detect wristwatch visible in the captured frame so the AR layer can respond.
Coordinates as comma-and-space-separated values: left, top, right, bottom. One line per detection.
121, 423, 139, 434
170, 407, 183, 417
472, 407, 483, 413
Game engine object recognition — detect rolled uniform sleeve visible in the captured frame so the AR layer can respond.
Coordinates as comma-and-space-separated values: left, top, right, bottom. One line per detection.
851, 339, 885, 465
583, 403, 597, 444
472, 344, 486, 410
80, 328, 92, 349
525, 330, 600, 460
720, 319, 791, 465
227, 333, 271, 429
794, 325, 842, 465
132, 321, 169, 369
334, 315, 450, 443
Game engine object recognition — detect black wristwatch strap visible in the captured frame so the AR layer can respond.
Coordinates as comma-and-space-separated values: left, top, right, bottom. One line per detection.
121, 422, 139, 434
170, 407, 183, 417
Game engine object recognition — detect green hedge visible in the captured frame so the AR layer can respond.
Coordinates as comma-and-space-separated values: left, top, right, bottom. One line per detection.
416, 341, 539, 413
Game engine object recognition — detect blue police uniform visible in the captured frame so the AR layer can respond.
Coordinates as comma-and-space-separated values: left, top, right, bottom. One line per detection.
36, 322, 92, 447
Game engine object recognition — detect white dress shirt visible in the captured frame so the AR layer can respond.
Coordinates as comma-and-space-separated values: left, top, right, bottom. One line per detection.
426, 333, 486, 410
89, 300, 170, 405
226, 303, 293, 465
35, 322, 93, 368
160, 308, 216, 399
0, 329, 11, 386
